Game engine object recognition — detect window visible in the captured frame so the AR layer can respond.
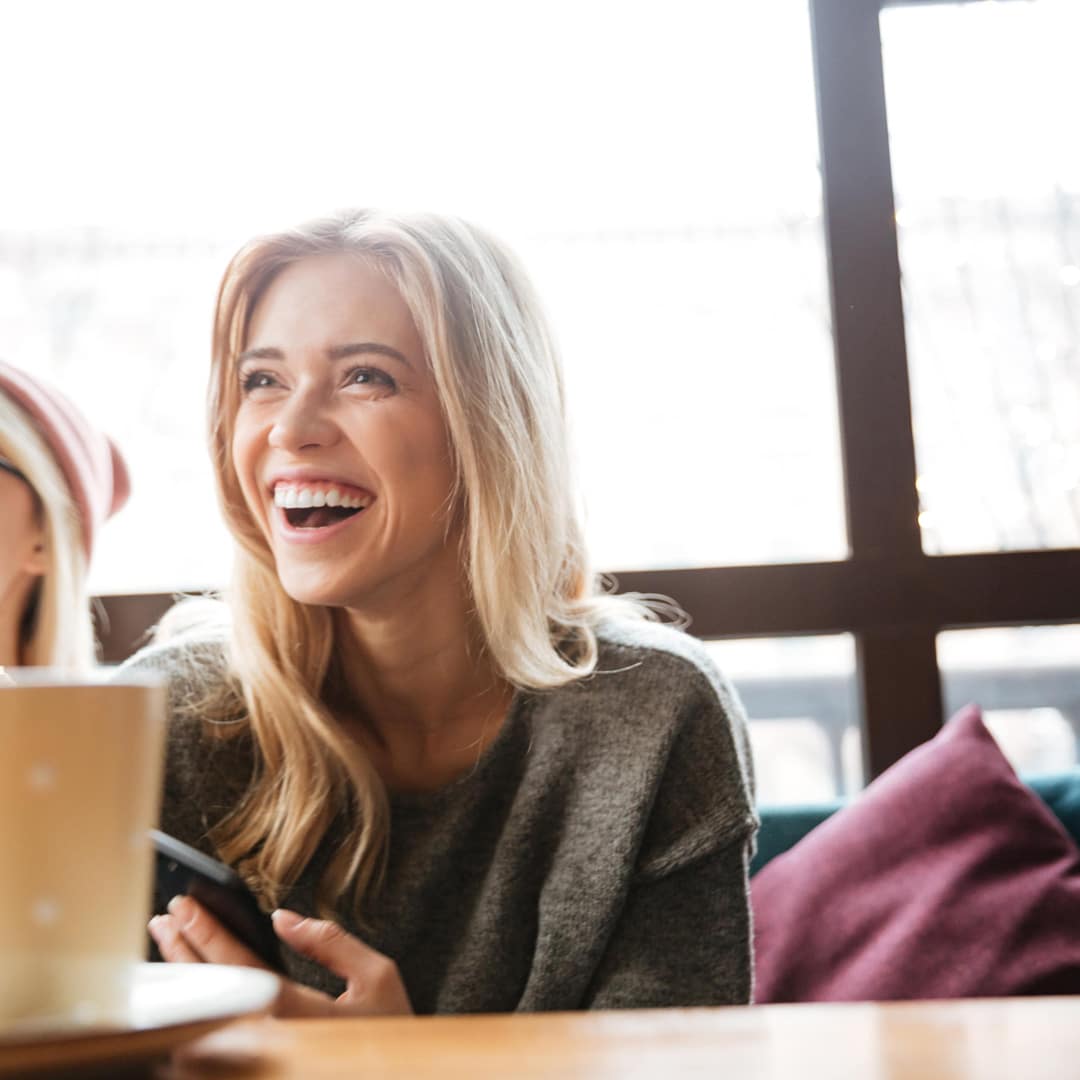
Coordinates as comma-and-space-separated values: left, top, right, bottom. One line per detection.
938, 625, 1080, 775
881, 0, 1080, 554
6, 0, 842, 595
707, 636, 860, 803
10, 0, 1080, 794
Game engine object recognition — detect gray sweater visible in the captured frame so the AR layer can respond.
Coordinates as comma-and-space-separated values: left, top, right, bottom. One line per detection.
126, 618, 757, 1013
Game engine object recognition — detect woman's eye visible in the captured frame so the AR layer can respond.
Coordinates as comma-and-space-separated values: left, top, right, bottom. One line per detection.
240, 370, 277, 394
346, 366, 396, 392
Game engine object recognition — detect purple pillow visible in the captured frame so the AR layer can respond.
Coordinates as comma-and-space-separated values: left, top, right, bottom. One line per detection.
752, 704, 1080, 1002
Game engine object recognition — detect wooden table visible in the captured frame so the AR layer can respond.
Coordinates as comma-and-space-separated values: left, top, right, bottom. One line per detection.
166, 997, 1080, 1079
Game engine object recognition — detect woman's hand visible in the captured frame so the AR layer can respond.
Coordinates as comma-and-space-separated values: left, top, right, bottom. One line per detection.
148, 897, 413, 1017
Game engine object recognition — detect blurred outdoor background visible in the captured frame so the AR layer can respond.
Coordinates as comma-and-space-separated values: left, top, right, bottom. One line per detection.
3, 0, 1078, 800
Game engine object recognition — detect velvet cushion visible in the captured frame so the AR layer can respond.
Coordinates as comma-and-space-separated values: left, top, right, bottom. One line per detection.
752, 704, 1080, 1002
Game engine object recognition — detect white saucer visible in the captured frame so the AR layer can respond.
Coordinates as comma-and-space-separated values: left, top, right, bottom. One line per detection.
0, 963, 279, 1075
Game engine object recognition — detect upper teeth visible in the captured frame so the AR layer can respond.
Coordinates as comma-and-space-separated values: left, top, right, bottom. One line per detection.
273, 484, 371, 510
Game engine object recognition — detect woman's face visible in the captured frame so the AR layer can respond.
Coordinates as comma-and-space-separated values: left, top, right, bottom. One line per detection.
0, 465, 46, 614
231, 253, 461, 613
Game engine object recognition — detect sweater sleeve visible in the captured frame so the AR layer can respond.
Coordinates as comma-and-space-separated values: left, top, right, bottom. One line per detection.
584, 648, 757, 1008
583, 840, 754, 1008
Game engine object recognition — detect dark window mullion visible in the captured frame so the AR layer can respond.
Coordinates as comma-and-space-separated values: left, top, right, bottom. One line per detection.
809, 0, 920, 563
615, 550, 1080, 638
810, 0, 939, 775
859, 627, 942, 777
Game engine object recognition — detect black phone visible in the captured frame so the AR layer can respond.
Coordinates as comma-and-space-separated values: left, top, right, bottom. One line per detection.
150, 828, 286, 973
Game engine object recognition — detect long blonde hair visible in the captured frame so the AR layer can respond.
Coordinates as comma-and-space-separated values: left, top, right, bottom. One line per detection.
198, 209, 662, 917
0, 394, 94, 669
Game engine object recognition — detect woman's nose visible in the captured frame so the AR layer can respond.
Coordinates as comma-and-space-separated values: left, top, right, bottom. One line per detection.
267, 386, 341, 452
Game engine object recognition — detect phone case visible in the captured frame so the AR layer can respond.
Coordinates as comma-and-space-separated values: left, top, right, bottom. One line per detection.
150, 829, 286, 973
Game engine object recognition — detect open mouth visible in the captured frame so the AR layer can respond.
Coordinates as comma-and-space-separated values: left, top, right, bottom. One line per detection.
283, 505, 364, 529
273, 482, 373, 531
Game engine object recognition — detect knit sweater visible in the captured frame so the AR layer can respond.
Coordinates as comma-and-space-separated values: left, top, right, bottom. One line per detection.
124, 618, 757, 1012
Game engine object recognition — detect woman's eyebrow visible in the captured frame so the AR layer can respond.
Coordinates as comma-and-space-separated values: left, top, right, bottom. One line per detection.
236, 346, 284, 363
237, 343, 413, 369
327, 342, 413, 370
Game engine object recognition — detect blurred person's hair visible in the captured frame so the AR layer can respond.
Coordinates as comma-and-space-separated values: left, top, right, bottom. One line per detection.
176, 208, 677, 921
0, 394, 94, 668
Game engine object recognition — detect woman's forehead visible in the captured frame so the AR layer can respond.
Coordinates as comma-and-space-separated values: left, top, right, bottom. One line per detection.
244, 254, 421, 356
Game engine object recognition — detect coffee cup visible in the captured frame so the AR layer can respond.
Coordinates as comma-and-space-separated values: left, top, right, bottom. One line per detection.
0, 670, 166, 1030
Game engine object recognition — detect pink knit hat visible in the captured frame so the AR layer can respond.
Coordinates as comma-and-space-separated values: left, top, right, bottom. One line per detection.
0, 361, 131, 560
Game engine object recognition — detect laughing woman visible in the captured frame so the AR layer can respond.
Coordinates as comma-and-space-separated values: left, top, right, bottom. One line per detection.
136, 210, 757, 1015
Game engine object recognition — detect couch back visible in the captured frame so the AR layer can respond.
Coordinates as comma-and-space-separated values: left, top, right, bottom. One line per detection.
752, 770, 1080, 876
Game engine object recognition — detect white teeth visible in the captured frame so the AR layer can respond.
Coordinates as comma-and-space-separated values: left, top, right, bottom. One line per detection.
272, 484, 371, 511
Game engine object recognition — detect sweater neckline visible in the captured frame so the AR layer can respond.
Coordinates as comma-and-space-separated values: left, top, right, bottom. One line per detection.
387, 688, 533, 813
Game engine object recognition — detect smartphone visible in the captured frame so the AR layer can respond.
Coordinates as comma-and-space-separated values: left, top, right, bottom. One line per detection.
150, 828, 286, 973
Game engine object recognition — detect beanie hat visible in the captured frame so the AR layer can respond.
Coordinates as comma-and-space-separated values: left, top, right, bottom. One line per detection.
0, 361, 131, 560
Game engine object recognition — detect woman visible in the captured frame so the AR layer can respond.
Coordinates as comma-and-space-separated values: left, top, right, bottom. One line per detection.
0, 361, 130, 669
140, 210, 757, 1015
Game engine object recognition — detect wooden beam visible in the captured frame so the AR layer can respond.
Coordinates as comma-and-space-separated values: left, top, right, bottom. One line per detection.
614, 550, 1080, 639
95, 550, 1080, 664
810, 0, 921, 565
94, 592, 182, 664
858, 627, 943, 778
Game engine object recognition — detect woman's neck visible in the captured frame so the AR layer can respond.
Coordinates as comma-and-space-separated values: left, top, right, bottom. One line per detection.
337, 589, 514, 791
342, 606, 504, 732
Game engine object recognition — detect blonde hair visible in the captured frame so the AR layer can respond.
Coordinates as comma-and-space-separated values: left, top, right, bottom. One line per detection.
0, 394, 95, 669
198, 209, 665, 918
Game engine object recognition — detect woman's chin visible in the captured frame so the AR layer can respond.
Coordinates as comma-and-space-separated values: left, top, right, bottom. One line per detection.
277, 570, 354, 610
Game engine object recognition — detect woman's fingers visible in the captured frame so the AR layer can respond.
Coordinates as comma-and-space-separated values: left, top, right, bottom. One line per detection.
149, 899, 409, 1017
151, 896, 273, 971
269, 909, 369, 977
271, 909, 413, 1015
148, 912, 202, 963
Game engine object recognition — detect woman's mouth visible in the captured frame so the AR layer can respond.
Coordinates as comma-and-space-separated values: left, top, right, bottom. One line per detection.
273, 482, 373, 530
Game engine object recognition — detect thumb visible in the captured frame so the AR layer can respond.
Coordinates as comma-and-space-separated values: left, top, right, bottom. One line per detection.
271, 909, 412, 1015
271, 909, 379, 982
